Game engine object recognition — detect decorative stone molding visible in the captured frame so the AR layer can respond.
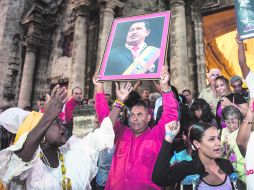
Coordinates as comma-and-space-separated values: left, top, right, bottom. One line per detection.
69, 0, 92, 17
201, 0, 234, 14
169, 0, 185, 6
98, 0, 123, 14
21, 2, 59, 49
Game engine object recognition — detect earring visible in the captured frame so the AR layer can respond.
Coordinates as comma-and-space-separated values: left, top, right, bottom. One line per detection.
191, 145, 196, 150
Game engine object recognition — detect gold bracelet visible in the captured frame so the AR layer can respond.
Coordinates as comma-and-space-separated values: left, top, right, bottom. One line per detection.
243, 119, 253, 125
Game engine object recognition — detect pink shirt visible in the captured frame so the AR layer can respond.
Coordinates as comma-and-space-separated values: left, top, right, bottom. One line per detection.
95, 92, 178, 190
64, 98, 80, 124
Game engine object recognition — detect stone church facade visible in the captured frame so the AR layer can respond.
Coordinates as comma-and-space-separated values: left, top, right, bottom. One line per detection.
0, 0, 235, 110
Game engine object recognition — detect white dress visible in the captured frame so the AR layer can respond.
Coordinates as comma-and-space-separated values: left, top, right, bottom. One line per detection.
0, 117, 114, 190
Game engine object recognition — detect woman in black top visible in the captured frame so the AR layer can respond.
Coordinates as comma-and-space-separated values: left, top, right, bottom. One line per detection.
215, 76, 248, 129
152, 122, 237, 189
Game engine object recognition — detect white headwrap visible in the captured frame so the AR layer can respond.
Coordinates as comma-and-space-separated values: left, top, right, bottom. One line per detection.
0, 107, 30, 134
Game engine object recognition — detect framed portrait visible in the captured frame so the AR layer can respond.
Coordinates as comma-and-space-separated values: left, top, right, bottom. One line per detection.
234, 0, 254, 40
98, 11, 171, 81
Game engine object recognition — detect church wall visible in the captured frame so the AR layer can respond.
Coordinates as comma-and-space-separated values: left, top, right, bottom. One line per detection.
85, 19, 99, 99
185, 0, 197, 95
0, 0, 26, 109
122, 0, 168, 16
0, 0, 239, 109
31, 2, 72, 107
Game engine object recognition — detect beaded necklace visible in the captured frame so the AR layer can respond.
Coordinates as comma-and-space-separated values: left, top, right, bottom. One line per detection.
40, 150, 72, 190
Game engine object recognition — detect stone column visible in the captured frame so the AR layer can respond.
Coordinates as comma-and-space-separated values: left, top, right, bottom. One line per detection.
192, 1, 206, 94
169, 0, 188, 92
18, 44, 37, 108
69, 3, 89, 94
96, 0, 123, 94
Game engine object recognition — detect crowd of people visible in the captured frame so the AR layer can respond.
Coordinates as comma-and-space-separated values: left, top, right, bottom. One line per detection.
0, 36, 253, 190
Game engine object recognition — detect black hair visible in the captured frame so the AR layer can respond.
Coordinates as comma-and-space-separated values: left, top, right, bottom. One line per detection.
171, 85, 181, 103
183, 121, 196, 136
105, 93, 112, 97
23, 106, 32, 111
39, 96, 46, 101
190, 98, 215, 123
124, 91, 141, 108
71, 87, 82, 95
182, 89, 191, 95
179, 94, 187, 104
190, 122, 215, 145
222, 105, 243, 123
142, 88, 150, 92
131, 100, 148, 111
129, 20, 151, 31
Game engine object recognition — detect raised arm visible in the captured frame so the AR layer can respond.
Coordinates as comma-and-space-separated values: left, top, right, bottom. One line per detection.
220, 95, 248, 116
15, 85, 68, 162
109, 82, 133, 127
237, 98, 254, 157
153, 121, 189, 186
236, 34, 250, 79
93, 73, 110, 123
153, 66, 178, 138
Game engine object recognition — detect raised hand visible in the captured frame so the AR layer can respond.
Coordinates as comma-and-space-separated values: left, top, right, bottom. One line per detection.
15, 85, 68, 162
44, 84, 68, 120
164, 120, 180, 143
93, 72, 104, 93
159, 66, 170, 92
220, 97, 232, 109
115, 82, 133, 103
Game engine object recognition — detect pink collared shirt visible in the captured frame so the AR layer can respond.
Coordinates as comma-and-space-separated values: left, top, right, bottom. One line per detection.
95, 92, 178, 190
64, 98, 80, 124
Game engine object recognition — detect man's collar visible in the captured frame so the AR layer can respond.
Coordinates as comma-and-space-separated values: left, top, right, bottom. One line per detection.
125, 42, 147, 50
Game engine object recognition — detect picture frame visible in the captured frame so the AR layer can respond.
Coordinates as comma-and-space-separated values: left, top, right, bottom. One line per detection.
234, 0, 254, 40
98, 11, 171, 81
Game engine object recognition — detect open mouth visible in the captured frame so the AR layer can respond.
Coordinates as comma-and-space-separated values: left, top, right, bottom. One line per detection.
213, 148, 222, 153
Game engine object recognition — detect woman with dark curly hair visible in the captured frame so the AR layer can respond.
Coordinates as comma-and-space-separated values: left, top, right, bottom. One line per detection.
190, 98, 218, 128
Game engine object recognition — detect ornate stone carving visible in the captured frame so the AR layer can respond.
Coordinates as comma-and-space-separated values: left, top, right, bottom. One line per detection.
98, 0, 123, 14
69, 0, 92, 17
22, 2, 59, 49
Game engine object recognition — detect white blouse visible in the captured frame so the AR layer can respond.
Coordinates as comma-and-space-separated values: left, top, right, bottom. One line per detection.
0, 117, 114, 190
